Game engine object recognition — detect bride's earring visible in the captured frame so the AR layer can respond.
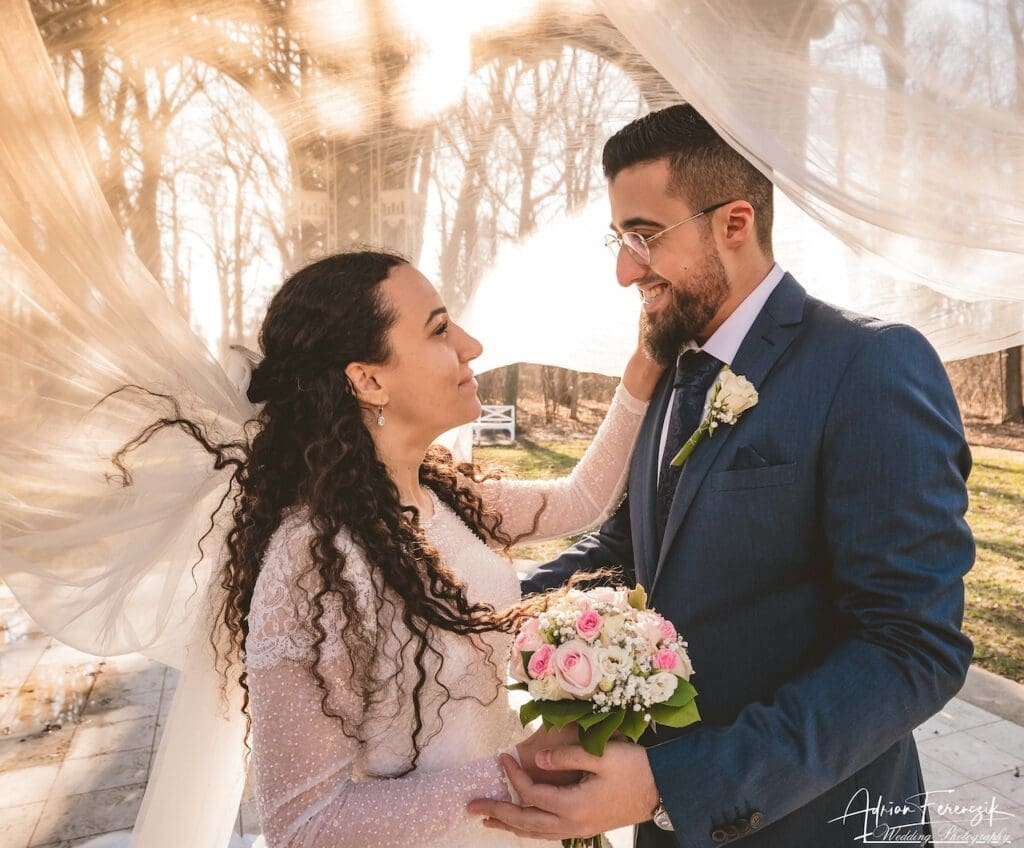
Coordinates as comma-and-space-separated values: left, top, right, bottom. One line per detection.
376, 405, 385, 427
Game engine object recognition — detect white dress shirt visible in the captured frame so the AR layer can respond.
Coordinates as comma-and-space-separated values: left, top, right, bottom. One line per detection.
656, 263, 785, 476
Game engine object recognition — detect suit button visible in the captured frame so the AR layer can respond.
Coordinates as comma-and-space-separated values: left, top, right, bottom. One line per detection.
736, 818, 750, 834
724, 824, 738, 838
750, 811, 765, 828
711, 829, 728, 843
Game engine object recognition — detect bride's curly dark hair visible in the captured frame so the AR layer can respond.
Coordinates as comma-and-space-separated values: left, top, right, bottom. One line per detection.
110, 250, 539, 772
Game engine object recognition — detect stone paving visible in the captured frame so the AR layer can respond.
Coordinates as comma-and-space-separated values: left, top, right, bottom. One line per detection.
2, 578, 1022, 847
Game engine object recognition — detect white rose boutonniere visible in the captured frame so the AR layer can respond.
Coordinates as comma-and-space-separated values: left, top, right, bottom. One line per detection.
670, 366, 758, 467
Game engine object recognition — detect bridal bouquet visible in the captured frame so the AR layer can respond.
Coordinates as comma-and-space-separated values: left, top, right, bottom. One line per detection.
509, 584, 699, 755
509, 585, 699, 848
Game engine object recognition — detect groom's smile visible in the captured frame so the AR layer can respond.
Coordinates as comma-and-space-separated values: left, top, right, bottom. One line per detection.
638, 281, 670, 310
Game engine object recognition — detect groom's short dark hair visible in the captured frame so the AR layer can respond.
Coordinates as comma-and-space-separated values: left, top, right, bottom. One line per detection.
603, 104, 774, 255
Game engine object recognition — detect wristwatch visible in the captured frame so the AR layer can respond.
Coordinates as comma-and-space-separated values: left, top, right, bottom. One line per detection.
652, 799, 674, 831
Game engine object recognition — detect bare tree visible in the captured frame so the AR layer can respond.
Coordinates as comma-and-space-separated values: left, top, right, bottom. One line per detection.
160, 75, 291, 356
429, 47, 643, 414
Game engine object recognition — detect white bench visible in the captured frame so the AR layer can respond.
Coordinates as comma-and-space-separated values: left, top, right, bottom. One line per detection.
473, 405, 516, 442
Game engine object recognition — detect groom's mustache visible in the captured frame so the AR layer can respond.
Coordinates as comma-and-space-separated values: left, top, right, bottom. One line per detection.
636, 273, 670, 288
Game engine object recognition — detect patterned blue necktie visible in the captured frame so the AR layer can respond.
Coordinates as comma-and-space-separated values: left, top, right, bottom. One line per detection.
655, 350, 722, 543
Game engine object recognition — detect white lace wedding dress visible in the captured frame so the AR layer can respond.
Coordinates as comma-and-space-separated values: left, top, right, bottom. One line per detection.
243, 383, 647, 848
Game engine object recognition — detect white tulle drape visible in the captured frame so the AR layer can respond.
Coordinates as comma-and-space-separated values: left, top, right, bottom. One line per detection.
1, 4, 254, 845
1, 1, 1022, 846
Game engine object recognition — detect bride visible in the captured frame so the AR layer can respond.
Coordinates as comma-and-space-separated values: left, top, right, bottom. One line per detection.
110, 249, 661, 847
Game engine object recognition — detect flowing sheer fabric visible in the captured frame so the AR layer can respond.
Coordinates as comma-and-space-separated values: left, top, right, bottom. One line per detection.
0, 1, 1022, 846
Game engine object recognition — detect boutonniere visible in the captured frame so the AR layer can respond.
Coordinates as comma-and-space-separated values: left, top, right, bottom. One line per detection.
670, 366, 758, 467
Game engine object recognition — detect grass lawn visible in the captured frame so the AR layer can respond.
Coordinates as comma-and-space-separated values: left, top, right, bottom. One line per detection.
964, 446, 1024, 682
475, 439, 1024, 683
475, 439, 589, 563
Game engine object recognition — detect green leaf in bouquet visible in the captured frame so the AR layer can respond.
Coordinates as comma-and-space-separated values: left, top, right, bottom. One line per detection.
576, 708, 612, 730
627, 584, 648, 611
619, 707, 649, 743
519, 700, 542, 725
650, 698, 701, 729
579, 710, 625, 757
537, 699, 594, 728
661, 678, 698, 709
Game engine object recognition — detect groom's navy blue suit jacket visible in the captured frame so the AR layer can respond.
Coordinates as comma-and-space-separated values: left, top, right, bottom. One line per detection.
522, 274, 974, 847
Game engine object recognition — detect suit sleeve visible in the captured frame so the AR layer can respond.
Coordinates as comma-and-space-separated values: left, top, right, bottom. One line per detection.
646, 324, 975, 846
519, 494, 636, 595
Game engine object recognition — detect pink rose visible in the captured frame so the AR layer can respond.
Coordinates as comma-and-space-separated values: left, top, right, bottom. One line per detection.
514, 617, 544, 653
575, 610, 603, 643
661, 619, 677, 642
653, 648, 679, 672
527, 643, 555, 678
553, 639, 602, 698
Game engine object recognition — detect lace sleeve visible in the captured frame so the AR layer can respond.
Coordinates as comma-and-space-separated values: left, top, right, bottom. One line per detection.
475, 382, 648, 545
246, 519, 513, 848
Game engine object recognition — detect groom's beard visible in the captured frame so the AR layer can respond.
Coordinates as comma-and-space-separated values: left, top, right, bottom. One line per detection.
642, 244, 730, 367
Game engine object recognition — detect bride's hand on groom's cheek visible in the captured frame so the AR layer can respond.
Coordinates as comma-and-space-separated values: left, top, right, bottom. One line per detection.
514, 724, 584, 786
622, 345, 665, 401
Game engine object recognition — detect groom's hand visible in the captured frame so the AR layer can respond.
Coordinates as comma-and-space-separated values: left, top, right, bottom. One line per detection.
515, 724, 583, 786
469, 741, 660, 840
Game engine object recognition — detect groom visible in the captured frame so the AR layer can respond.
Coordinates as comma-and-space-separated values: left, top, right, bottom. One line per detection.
469, 105, 974, 846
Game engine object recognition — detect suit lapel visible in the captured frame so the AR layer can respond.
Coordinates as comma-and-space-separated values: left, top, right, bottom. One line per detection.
650, 274, 808, 592
631, 369, 674, 587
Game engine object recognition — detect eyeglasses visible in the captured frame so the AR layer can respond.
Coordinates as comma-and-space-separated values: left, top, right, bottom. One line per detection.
603, 200, 735, 266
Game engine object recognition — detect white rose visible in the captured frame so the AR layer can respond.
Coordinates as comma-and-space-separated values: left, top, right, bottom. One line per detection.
646, 671, 679, 704
598, 645, 631, 678
586, 587, 629, 612
528, 674, 568, 701
674, 647, 694, 681
565, 588, 587, 606
714, 368, 758, 416
599, 613, 627, 645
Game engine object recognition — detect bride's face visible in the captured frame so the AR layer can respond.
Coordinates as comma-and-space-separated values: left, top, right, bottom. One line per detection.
371, 264, 483, 439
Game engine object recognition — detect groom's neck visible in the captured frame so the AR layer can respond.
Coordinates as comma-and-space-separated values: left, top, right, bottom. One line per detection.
696, 257, 775, 344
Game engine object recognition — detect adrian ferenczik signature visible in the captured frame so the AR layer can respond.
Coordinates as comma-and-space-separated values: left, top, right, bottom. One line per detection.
828, 787, 1017, 844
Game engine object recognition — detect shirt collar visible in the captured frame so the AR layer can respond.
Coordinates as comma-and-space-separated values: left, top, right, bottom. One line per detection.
683, 263, 785, 366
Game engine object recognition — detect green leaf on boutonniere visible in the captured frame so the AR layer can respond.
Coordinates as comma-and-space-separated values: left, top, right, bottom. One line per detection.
670, 420, 711, 467
579, 709, 625, 757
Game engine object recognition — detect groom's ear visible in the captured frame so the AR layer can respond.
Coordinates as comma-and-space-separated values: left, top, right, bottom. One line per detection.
344, 362, 388, 406
721, 200, 756, 249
